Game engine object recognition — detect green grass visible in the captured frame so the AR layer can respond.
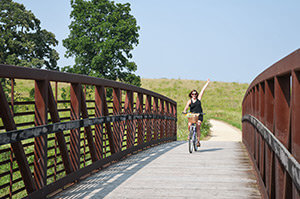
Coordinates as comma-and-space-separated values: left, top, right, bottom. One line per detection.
141, 78, 248, 141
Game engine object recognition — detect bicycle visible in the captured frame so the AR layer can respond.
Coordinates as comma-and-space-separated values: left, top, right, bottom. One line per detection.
183, 112, 205, 153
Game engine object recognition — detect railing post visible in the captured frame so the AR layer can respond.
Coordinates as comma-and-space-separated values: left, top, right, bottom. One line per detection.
169, 103, 174, 138
94, 86, 105, 158
258, 82, 265, 183
119, 90, 126, 150
33, 80, 48, 189
136, 93, 144, 144
153, 97, 159, 140
291, 70, 300, 197
173, 103, 177, 139
165, 101, 170, 138
80, 88, 98, 162
274, 75, 291, 199
160, 99, 165, 139
10, 78, 14, 116
125, 90, 134, 148
264, 79, 275, 199
254, 85, 259, 166
170, 103, 176, 139
113, 88, 122, 152
70, 83, 81, 171
145, 95, 152, 142
246, 93, 250, 148
242, 95, 247, 146
246, 91, 251, 151
0, 84, 36, 194
47, 83, 72, 174
251, 89, 255, 156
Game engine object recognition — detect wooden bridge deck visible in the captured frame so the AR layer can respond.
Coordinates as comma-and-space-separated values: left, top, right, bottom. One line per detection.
54, 141, 262, 199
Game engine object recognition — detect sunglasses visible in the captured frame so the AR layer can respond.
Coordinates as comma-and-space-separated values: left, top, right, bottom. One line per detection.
191, 93, 197, 95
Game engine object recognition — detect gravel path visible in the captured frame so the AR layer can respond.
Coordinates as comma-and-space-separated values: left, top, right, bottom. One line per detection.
208, 119, 242, 142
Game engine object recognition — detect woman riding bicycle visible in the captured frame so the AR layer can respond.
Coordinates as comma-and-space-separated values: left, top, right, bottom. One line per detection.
183, 79, 210, 147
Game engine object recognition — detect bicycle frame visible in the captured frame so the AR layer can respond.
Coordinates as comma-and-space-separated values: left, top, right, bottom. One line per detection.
189, 123, 197, 153
182, 112, 205, 153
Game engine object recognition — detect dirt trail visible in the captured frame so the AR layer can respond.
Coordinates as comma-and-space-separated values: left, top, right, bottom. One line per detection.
208, 119, 242, 142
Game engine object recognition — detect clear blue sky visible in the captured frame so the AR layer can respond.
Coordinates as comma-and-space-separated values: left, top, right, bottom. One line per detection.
15, 0, 300, 83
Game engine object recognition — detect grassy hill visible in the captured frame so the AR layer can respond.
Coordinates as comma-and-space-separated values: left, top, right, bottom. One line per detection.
0, 78, 248, 140
141, 79, 249, 140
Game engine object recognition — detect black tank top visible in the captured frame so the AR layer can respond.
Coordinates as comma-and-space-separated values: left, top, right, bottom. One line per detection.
190, 99, 203, 113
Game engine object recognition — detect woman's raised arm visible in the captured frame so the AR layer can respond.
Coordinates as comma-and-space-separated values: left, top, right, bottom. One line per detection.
198, 79, 210, 100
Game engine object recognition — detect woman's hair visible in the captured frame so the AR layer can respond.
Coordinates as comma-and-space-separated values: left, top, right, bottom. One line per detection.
189, 90, 198, 98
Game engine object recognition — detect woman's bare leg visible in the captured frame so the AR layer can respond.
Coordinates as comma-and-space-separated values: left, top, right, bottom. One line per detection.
188, 122, 191, 139
196, 121, 202, 142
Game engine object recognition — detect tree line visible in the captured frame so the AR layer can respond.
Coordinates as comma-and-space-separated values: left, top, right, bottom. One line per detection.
0, 0, 141, 86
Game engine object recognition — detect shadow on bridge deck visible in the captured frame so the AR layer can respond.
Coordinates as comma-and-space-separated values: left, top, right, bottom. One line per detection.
53, 141, 261, 199
53, 141, 185, 199
197, 148, 223, 153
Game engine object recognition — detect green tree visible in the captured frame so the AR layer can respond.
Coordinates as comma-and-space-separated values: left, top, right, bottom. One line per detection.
63, 0, 141, 86
0, 0, 59, 70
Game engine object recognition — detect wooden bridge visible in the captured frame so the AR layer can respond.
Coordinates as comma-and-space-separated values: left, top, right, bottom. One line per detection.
53, 130, 262, 199
0, 49, 299, 198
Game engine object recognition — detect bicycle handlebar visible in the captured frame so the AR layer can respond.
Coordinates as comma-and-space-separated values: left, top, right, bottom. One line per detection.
182, 112, 205, 115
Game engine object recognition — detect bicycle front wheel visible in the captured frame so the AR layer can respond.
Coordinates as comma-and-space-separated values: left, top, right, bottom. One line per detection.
193, 136, 197, 152
189, 130, 193, 153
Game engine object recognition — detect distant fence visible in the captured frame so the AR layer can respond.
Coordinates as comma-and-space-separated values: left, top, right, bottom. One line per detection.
242, 49, 300, 198
0, 65, 177, 198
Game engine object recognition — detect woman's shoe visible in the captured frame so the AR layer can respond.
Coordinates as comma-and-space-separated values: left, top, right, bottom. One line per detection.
197, 141, 201, 147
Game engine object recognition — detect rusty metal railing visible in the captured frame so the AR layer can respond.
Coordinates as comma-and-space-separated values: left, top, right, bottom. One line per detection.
0, 65, 177, 198
242, 49, 300, 198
